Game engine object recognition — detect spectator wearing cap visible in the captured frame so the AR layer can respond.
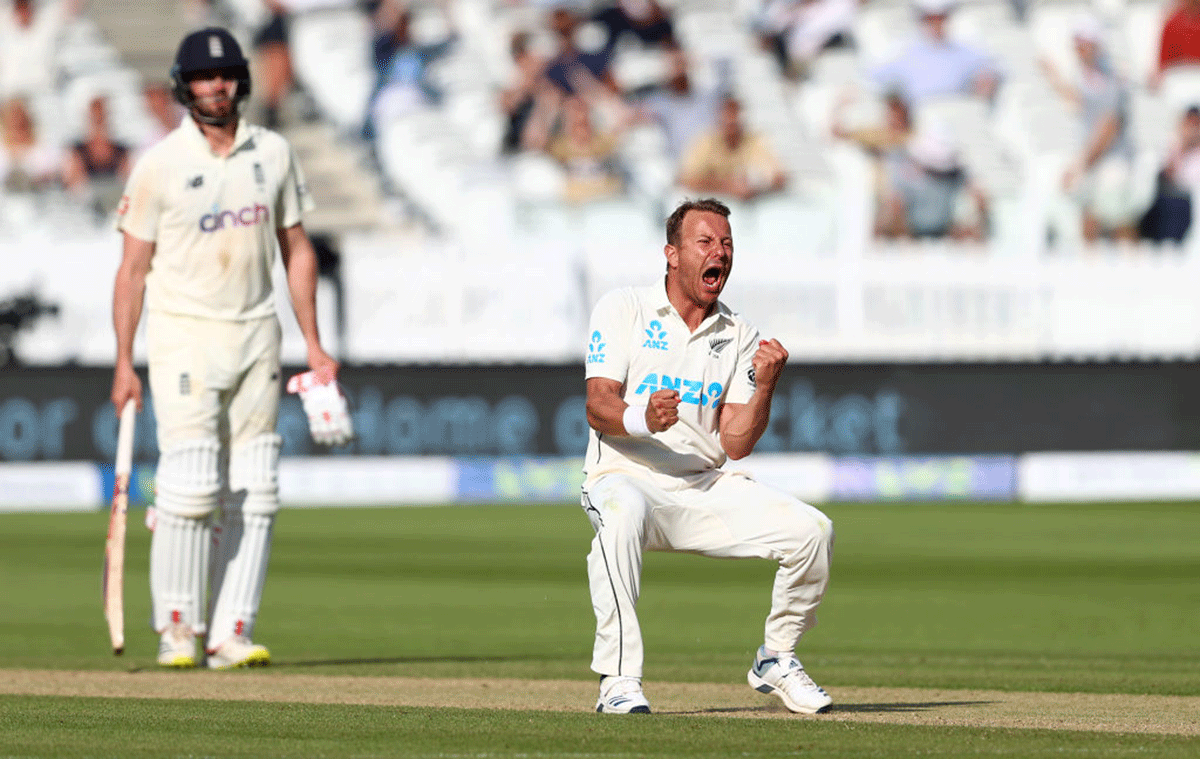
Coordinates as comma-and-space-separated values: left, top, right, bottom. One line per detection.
876, 123, 987, 240
1154, 0, 1200, 87
678, 96, 786, 201
870, 0, 1000, 104
1041, 16, 1144, 243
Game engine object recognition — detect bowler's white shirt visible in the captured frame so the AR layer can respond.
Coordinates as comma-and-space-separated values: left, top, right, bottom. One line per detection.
117, 117, 314, 321
584, 281, 760, 481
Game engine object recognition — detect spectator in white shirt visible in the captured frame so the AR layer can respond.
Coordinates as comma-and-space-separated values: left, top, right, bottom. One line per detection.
756, 0, 858, 79
0, 0, 79, 101
870, 0, 1000, 104
1041, 15, 1143, 243
635, 45, 721, 162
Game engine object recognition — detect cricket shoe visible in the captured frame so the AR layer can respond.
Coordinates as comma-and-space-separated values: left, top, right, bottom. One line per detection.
156, 623, 197, 668
747, 646, 832, 714
595, 676, 651, 714
206, 635, 271, 670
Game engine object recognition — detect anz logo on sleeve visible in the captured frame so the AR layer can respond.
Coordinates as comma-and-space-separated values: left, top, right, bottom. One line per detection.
634, 374, 724, 408
586, 331, 606, 364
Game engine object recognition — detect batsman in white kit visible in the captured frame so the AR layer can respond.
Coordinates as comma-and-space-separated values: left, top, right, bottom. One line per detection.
110, 27, 352, 669
582, 198, 834, 714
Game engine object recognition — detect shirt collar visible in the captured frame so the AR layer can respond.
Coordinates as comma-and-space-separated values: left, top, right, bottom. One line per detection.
650, 277, 734, 334
181, 116, 255, 157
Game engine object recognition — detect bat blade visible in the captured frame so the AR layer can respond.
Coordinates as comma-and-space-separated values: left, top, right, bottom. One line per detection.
103, 399, 136, 656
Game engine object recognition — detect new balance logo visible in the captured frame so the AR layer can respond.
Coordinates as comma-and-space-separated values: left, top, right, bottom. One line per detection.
188, 175, 204, 188
642, 320, 668, 351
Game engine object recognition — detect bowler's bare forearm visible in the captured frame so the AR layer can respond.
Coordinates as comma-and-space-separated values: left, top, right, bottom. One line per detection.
586, 377, 633, 435
719, 391, 775, 460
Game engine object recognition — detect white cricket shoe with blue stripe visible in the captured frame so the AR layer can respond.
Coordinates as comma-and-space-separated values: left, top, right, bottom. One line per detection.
596, 676, 651, 714
747, 646, 832, 714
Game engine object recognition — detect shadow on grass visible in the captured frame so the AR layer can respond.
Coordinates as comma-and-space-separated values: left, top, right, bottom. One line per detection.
666, 701, 993, 717
273, 655, 550, 668
122, 655, 549, 673
833, 700, 995, 713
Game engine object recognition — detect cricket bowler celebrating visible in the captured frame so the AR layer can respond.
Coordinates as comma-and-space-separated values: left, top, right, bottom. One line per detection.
582, 198, 835, 714
110, 27, 351, 669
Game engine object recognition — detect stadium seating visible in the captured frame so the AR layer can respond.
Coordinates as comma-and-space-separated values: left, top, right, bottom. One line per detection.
6, 0, 1200, 366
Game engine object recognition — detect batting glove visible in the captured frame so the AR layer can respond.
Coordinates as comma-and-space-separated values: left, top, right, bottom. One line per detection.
286, 371, 354, 446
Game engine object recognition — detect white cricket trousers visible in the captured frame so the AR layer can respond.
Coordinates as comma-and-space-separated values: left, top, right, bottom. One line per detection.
582, 469, 834, 679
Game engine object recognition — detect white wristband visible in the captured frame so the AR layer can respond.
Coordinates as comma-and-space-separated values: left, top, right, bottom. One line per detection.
623, 405, 652, 437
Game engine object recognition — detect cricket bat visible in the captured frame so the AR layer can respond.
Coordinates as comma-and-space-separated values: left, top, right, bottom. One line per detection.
103, 399, 136, 656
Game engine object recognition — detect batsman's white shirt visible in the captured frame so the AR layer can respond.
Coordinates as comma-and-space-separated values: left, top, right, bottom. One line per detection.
117, 117, 314, 321
583, 281, 760, 482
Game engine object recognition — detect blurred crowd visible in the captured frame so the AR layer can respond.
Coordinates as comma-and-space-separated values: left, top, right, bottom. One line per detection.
8, 0, 1200, 249
0, 0, 185, 228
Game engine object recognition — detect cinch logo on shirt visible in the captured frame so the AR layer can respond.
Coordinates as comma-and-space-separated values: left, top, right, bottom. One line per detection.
199, 204, 269, 232
642, 320, 668, 351
587, 330, 606, 364
634, 373, 723, 408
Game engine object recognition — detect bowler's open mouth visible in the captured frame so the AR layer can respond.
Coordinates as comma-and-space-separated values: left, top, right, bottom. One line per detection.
702, 265, 723, 290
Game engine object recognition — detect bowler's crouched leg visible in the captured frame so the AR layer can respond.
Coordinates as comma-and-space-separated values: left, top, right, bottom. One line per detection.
764, 501, 834, 654
207, 433, 281, 651
151, 438, 221, 635
583, 475, 654, 679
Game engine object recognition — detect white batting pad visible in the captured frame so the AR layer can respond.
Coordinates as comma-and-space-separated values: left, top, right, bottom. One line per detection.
207, 510, 274, 649
155, 439, 222, 518
150, 510, 211, 634
208, 433, 282, 647
229, 433, 282, 516
287, 371, 354, 446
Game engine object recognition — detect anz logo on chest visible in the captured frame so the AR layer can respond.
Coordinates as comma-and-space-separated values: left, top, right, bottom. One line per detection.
634, 374, 724, 409
642, 320, 669, 351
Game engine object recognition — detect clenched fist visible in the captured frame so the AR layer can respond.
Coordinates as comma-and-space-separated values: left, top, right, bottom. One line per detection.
646, 388, 680, 432
752, 339, 788, 392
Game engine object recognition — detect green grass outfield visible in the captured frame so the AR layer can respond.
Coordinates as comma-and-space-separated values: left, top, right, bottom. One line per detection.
2, 501, 1198, 757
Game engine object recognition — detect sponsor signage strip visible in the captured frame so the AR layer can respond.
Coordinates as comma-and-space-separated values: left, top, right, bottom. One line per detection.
7, 453, 1200, 513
